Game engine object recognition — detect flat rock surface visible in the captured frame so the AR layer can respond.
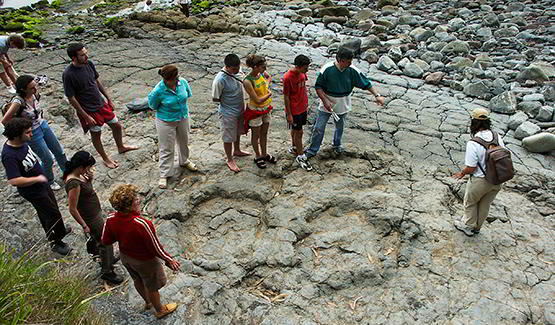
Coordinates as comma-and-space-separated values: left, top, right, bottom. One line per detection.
0, 0, 554, 324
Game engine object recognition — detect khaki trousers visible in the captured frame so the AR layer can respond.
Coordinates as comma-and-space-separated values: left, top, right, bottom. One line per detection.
156, 117, 190, 178
462, 176, 501, 230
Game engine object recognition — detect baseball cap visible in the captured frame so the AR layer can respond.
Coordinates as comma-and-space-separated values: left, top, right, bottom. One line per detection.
471, 108, 490, 120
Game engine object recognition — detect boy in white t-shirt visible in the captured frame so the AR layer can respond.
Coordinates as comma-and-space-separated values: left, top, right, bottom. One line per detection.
452, 107, 504, 236
0, 34, 25, 94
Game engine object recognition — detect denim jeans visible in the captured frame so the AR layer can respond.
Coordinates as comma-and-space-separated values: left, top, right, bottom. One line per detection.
28, 120, 68, 184
305, 110, 347, 158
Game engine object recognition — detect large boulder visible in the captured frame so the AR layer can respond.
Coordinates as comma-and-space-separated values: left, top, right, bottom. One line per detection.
403, 63, 424, 78
463, 81, 491, 99
522, 132, 555, 153
517, 101, 542, 118
489, 91, 517, 114
507, 111, 528, 130
514, 121, 541, 140
377, 55, 398, 72
425, 72, 445, 85
340, 37, 362, 55
537, 106, 554, 122
318, 6, 350, 18
516, 65, 550, 83
441, 40, 470, 55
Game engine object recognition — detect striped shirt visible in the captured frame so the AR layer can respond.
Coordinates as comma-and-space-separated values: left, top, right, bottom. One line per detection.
101, 212, 173, 261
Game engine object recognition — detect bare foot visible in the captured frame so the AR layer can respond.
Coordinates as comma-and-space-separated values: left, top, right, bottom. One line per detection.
233, 150, 251, 157
103, 159, 119, 169
226, 160, 240, 173
118, 145, 139, 154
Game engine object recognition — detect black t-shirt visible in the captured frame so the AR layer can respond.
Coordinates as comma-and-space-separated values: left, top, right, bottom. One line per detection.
62, 61, 105, 112
65, 178, 102, 220
2, 142, 46, 197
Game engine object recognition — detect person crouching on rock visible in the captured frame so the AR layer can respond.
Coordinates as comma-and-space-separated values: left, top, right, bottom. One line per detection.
64, 150, 123, 285
102, 184, 181, 319
243, 54, 276, 169
148, 64, 198, 189
1, 118, 72, 255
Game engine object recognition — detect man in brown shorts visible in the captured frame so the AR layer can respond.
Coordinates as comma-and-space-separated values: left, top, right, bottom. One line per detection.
62, 43, 138, 169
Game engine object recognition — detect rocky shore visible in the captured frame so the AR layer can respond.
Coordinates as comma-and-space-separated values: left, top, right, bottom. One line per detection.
0, 0, 554, 324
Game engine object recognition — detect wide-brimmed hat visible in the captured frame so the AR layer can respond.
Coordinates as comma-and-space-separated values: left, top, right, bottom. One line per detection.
471, 108, 490, 120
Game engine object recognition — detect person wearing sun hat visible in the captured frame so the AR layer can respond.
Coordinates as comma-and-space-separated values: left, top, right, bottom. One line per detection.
452, 107, 505, 236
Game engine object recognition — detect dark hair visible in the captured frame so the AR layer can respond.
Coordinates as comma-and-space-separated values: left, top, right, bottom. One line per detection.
63, 151, 96, 180
336, 47, 354, 61
67, 43, 85, 59
245, 54, 266, 69
15, 75, 35, 97
8, 34, 25, 49
294, 54, 310, 67
470, 118, 492, 136
158, 64, 178, 81
224, 54, 240, 67
2, 117, 32, 140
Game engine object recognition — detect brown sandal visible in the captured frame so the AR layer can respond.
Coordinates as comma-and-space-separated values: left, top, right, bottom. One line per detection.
155, 303, 178, 319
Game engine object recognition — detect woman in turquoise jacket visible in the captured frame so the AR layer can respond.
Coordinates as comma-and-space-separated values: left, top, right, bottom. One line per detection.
148, 64, 198, 189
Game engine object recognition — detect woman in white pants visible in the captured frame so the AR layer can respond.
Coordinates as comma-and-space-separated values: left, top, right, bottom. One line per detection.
148, 64, 197, 189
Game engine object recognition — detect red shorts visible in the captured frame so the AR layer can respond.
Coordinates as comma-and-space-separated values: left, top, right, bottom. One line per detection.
78, 102, 118, 133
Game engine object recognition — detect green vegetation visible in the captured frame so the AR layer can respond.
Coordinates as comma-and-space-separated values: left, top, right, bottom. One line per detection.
0, 244, 107, 325
104, 16, 121, 27
67, 25, 86, 34
0, 8, 46, 47
190, 0, 246, 14
50, 0, 61, 9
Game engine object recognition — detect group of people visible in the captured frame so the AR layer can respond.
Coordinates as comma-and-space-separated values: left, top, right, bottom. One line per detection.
1, 36, 508, 319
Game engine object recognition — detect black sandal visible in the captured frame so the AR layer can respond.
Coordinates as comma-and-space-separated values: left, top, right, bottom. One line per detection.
263, 154, 277, 164
254, 157, 267, 169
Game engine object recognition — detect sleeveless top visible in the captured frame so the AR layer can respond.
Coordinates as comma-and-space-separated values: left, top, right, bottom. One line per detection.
245, 73, 272, 110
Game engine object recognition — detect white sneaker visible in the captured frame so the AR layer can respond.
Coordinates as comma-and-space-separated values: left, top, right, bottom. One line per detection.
158, 177, 167, 189
50, 182, 61, 191
7, 85, 16, 94
288, 146, 296, 155
296, 155, 312, 171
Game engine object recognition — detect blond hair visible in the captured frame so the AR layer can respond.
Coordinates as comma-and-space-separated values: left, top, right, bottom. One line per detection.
109, 184, 139, 213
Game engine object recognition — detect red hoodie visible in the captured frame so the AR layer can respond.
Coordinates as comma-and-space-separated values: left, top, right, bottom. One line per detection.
101, 211, 173, 261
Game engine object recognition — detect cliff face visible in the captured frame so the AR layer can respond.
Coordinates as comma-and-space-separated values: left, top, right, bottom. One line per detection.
0, 0, 554, 323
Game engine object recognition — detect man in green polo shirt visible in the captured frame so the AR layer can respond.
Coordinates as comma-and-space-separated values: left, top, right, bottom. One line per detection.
305, 48, 385, 158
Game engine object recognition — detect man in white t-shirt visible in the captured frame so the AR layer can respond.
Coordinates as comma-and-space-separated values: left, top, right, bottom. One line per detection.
452, 108, 504, 236
212, 54, 251, 173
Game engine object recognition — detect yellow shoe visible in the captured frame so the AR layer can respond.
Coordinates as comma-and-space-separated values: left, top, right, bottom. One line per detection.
181, 160, 198, 172
158, 177, 167, 189
155, 302, 177, 319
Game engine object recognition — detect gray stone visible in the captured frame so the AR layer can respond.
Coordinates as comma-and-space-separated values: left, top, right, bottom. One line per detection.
518, 101, 542, 118
377, 55, 398, 72
430, 60, 444, 70
448, 18, 465, 31
475, 27, 492, 39
357, 19, 374, 31
537, 106, 554, 122
541, 83, 555, 101
397, 57, 410, 69
473, 54, 493, 69
410, 27, 433, 42
413, 58, 430, 72
494, 26, 519, 38
489, 91, 517, 114
508, 111, 528, 130
517, 66, 550, 83
441, 40, 470, 55
318, 6, 350, 18
463, 81, 490, 99
420, 51, 443, 63
482, 38, 498, 51
403, 63, 424, 78
361, 50, 378, 63
297, 8, 312, 17
522, 132, 555, 153
339, 37, 361, 55
483, 13, 500, 27
377, 0, 399, 8
398, 15, 420, 26
523, 94, 545, 103
514, 121, 541, 140
360, 35, 381, 51
388, 46, 403, 62
323, 16, 348, 25
492, 78, 507, 95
